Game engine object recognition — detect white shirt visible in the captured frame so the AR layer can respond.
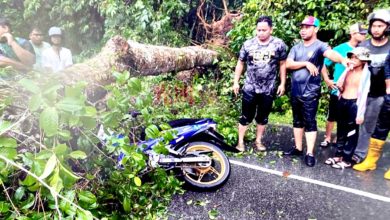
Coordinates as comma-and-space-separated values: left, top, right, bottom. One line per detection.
42, 46, 73, 72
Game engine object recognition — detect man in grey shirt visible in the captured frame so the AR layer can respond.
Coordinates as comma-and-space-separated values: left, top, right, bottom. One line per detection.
352, 9, 390, 163
283, 16, 347, 167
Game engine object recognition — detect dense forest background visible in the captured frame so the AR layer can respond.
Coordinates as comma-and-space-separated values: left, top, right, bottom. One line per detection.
0, 0, 388, 219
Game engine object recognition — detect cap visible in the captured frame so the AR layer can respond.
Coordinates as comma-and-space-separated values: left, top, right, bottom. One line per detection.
300, 16, 320, 27
347, 47, 371, 61
48, 27, 62, 36
349, 22, 368, 34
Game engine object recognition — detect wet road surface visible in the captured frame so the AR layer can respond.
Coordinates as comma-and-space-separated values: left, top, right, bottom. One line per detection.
168, 125, 390, 220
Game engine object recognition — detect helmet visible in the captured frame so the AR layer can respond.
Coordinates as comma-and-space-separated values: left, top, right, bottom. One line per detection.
48, 27, 62, 36
367, 9, 390, 36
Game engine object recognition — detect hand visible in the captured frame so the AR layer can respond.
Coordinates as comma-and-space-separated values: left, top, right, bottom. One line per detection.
305, 62, 319, 76
356, 117, 364, 125
276, 84, 285, 96
344, 58, 355, 70
325, 79, 337, 90
233, 82, 240, 96
0, 32, 14, 45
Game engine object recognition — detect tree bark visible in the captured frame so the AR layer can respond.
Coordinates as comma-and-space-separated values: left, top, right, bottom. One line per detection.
59, 36, 218, 86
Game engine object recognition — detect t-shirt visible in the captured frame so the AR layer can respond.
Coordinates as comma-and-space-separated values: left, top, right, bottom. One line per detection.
0, 37, 35, 61
288, 40, 329, 97
30, 41, 51, 71
239, 36, 288, 95
324, 42, 353, 95
42, 47, 73, 73
358, 39, 390, 97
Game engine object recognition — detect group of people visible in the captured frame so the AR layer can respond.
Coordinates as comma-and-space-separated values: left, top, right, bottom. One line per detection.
0, 17, 73, 73
233, 9, 390, 180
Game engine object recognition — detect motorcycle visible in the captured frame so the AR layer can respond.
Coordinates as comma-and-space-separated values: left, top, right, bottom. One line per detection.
99, 113, 237, 191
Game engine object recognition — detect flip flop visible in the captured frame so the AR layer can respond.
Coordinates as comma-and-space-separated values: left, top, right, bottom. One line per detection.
325, 157, 341, 165
320, 140, 330, 147
332, 161, 352, 169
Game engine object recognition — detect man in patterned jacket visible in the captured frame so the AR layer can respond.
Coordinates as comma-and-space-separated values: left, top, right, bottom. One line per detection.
233, 15, 288, 152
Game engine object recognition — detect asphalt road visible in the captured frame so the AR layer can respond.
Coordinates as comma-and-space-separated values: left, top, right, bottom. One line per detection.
168, 125, 390, 220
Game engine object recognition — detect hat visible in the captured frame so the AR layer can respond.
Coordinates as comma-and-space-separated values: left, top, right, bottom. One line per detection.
347, 47, 371, 61
300, 16, 320, 27
48, 27, 62, 36
349, 22, 368, 34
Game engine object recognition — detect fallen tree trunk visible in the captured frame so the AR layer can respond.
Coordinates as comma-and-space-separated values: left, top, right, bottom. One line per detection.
60, 36, 218, 85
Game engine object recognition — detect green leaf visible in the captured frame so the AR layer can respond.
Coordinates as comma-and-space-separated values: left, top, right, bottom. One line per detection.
0, 147, 17, 159
14, 187, 25, 201
83, 106, 97, 117
0, 201, 10, 213
208, 209, 219, 219
0, 137, 17, 148
59, 163, 81, 187
54, 144, 68, 155
123, 197, 131, 213
134, 176, 142, 186
56, 97, 84, 112
39, 107, 59, 137
69, 151, 87, 160
21, 193, 35, 210
0, 121, 11, 134
186, 199, 193, 205
145, 125, 160, 139
18, 78, 40, 94
78, 191, 96, 204
76, 209, 93, 220
39, 154, 57, 179
49, 169, 63, 193
28, 94, 42, 111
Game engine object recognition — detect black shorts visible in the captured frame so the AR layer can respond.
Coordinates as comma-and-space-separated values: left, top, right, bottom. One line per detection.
327, 94, 339, 122
239, 90, 274, 126
372, 95, 390, 141
291, 96, 319, 132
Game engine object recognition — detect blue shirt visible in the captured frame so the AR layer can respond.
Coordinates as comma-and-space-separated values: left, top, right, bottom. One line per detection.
324, 42, 353, 95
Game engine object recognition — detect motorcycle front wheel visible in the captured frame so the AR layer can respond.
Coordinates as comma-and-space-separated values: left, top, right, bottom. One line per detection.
181, 141, 231, 191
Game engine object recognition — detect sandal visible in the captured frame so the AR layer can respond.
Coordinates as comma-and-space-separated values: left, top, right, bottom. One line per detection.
255, 141, 266, 151
332, 161, 352, 169
236, 142, 245, 152
320, 140, 330, 147
325, 157, 342, 165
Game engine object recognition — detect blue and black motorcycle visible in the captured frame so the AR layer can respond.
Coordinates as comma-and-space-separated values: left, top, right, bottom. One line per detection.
99, 114, 237, 191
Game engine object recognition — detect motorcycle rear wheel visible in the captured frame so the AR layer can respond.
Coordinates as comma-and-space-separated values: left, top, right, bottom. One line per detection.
182, 141, 230, 191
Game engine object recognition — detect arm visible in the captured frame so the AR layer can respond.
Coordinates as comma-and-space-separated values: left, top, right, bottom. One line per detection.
323, 49, 347, 67
2, 33, 35, 67
286, 58, 319, 76
321, 65, 337, 90
277, 60, 286, 96
0, 55, 30, 71
233, 60, 245, 96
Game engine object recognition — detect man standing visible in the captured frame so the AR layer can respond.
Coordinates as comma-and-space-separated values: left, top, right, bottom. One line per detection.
0, 17, 35, 71
29, 27, 50, 71
42, 26, 73, 73
320, 23, 367, 147
283, 16, 347, 167
352, 9, 390, 163
233, 16, 287, 152
353, 50, 390, 180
